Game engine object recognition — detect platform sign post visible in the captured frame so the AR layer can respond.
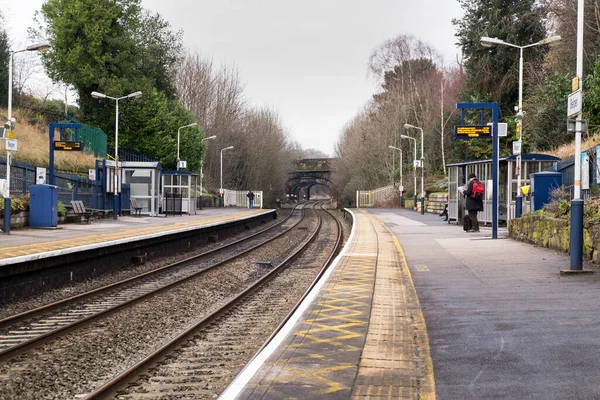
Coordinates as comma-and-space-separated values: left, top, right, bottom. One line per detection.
566, 0, 587, 273
455, 102, 499, 239
48, 123, 83, 185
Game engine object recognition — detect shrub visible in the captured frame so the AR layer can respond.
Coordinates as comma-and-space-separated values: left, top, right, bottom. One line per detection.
0, 194, 30, 215
57, 200, 67, 217
543, 186, 570, 218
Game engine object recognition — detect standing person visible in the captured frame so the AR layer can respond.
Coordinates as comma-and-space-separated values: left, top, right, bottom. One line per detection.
247, 190, 255, 209
464, 173, 484, 232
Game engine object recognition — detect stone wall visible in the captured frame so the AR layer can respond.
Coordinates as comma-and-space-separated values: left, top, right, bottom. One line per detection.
509, 214, 600, 262
0, 211, 30, 229
427, 193, 446, 214
402, 193, 446, 214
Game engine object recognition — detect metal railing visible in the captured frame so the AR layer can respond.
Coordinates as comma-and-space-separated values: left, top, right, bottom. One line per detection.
223, 189, 263, 208
0, 157, 122, 213
356, 185, 396, 208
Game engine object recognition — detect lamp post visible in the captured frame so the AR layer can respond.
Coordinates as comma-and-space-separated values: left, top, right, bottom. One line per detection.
199, 135, 216, 209
480, 35, 561, 218
400, 134, 417, 211
177, 122, 198, 171
91, 90, 143, 219
404, 124, 425, 215
176, 123, 198, 170
5, 42, 50, 234
389, 145, 403, 208
220, 146, 234, 207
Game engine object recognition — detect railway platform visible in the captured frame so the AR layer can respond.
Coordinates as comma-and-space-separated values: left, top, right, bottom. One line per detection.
223, 208, 435, 399
224, 207, 600, 399
0, 208, 276, 302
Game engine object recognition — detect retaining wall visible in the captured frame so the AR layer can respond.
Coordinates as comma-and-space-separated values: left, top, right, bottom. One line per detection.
509, 214, 600, 261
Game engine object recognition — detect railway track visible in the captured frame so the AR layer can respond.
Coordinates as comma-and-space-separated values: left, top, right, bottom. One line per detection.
85, 202, 343, 399
0, 204, 308, 363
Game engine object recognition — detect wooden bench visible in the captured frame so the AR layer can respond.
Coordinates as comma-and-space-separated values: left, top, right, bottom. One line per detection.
130, 198, 143, 217
70, 200, 96, 224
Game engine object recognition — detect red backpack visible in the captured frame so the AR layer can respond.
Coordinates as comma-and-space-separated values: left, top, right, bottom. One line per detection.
471, 180, 484, 200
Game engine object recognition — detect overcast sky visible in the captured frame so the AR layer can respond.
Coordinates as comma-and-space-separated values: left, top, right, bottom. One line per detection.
3, 0, 463, 156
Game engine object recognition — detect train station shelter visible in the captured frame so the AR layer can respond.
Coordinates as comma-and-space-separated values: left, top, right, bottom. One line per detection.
161, 171, 198, 215
447, 153, 560, 225
121, 161, 162, 216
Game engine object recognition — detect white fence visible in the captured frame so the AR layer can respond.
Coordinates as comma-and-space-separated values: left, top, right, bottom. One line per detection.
224, 189, 263, 208
356, 185, 396, 208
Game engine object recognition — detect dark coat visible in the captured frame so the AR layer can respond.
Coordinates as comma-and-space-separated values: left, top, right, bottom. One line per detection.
464, 178, 484, 212
247, 191, 255, 200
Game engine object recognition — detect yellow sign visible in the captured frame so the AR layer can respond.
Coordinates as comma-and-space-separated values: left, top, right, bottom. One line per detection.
7, 130, 14, 139
454, 125, 492, 138
54, 141, 83, 151
572, 77, 579, 92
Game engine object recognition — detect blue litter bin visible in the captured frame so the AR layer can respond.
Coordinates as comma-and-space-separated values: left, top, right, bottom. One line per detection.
29, 184, 58, 227
530, 171, 562, 213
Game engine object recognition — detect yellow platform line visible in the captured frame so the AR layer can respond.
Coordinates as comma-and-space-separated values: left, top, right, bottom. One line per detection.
0, 211, 263, 260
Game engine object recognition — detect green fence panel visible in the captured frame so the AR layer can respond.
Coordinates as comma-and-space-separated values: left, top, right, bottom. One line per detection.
65, 117, 107, 158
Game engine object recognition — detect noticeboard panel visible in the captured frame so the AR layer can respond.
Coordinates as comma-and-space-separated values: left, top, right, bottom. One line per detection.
454, 125, 492, 139
53, 141, 84, 151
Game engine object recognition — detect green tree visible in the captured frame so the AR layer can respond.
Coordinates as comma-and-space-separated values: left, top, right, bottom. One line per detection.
523, 72, 571, 151
33, 0, 140, 117
31, 0, 187, 164
93, 81, 205, 170
454, 0, 548, 118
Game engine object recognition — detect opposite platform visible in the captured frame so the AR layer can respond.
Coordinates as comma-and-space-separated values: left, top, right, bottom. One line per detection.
0, 208, 276, 302
0, 208, 272, 266
222, 208, 435, 400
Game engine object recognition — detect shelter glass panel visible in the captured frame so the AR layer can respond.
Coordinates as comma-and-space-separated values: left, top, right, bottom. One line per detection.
126, 170, 151, 196
541, 161, 554, 171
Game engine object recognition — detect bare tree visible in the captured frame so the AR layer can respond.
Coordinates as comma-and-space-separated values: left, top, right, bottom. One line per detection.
174, 50, 296, 206
333, 35, 465, 205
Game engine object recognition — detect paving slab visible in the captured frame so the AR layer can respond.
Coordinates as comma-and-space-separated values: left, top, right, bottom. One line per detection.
369, 208, 600, 400
0, 208, 271, 263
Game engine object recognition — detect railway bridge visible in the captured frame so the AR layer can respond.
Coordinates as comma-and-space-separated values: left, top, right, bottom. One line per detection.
286, 158, 334, 200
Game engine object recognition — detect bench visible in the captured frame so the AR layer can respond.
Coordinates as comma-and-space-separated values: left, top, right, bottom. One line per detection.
70, 200, 96, 224
130, 197, 143, 217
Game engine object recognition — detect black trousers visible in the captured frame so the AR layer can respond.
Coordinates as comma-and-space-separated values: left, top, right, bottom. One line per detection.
468, 210, 479, 231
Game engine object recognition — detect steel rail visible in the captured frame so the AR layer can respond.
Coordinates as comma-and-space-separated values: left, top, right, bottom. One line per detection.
0, 205, 307, 362
83, 201, 327, 399
248, 202, 344, 356
0, 207, 297, 327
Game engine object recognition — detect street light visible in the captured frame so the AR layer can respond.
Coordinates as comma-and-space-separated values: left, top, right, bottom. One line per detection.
400, 134, 418, 212
389, 145, 403, 208
480, 35, 561, 218
199, 135, 216, 209
91, 90, 143, 219
404, 124, 425, 215
220, 146, 234, 207
176, 122, 198, 170
5, 42, 50, 234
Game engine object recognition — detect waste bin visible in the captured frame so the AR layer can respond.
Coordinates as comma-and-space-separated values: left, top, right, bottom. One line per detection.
29, 184, 58, 227
530, 171, 562, 212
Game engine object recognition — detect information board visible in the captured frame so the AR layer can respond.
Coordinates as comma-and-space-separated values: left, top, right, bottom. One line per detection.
454, 125, 492, 139
53, 141, 83, 151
